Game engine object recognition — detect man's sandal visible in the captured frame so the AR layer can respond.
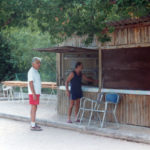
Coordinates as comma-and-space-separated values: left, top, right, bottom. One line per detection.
30, 126, 42, 131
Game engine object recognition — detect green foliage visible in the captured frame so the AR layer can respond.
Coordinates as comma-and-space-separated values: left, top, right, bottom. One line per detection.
1, 0, 150, 43
0, 0, 36, 29
33, 0, 150, 43
3, 28, 56, 82
0, 33, 16, 81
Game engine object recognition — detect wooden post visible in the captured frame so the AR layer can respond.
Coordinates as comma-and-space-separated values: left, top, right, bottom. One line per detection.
98, 48, 102, 90
61, 53, 64, 85
56, 53, 61, 86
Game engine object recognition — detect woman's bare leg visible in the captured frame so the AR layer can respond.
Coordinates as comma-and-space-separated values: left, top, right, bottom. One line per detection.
68, 100, 74, 121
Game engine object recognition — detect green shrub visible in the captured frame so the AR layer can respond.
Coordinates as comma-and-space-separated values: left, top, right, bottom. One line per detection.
0, 33, 17, 81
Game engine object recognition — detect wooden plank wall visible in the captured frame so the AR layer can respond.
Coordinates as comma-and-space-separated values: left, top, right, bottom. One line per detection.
57, 89, 97, 117
102, 47, 150, 90
57, 89, 150, 127
117, 94, 150, 127
101, 23, 150, 49
99, 23, 150, 127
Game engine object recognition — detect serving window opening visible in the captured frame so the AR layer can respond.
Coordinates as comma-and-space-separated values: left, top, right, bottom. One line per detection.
60, 52, 99, 87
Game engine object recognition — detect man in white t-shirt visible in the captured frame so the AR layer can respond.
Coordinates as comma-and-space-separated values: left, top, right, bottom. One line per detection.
28, 57, 42, 131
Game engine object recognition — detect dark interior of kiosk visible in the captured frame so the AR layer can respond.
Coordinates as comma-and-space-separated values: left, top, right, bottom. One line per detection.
62, 52, 99, 87
102, 46, 150, 90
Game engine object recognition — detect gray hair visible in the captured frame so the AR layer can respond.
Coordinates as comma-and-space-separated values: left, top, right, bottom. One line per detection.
32, 57, 42, 63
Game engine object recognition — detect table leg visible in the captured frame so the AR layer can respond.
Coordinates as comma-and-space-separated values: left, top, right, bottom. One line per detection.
10, 88, 14, 101
20, 87, 24, 103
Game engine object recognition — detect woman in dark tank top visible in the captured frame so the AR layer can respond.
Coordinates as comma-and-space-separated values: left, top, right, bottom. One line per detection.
65, 62, 96, 123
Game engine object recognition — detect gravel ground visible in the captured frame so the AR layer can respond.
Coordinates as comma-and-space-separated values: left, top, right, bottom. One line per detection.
0, 118, 150, 150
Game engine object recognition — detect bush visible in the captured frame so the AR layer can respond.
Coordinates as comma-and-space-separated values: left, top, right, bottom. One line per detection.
0, 32, 17, 81
3, 28, 56, 82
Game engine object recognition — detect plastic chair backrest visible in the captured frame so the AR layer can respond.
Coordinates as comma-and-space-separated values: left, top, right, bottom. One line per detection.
2, 85, 7, 90
0, 84, 2, 91
97, 93, 103, 104
2, 85, 12, 90
105, 93, 119, 104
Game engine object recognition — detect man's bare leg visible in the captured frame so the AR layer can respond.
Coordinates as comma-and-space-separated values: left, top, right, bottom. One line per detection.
30, 105, 42, 131
68, 100, 74, 122
75, 99, 80, 121
31, 105, 37, 127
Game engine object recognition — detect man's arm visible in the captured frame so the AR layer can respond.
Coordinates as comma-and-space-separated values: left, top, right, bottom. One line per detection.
29, 81, 37, 100
65, 72, 74, 97
82, 74, 98, 83
82, 74, 94, 82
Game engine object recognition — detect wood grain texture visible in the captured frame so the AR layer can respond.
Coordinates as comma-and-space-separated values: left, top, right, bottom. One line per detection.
115, 28, 128, 45
56, 53, 61, 86
57, 89, 97, 116
101, 23, 150, 49
98, 49, 102, 88
102, 46, 150, 90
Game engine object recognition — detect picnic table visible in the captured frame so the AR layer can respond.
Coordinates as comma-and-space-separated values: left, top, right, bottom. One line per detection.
2, 81, 57, 102
2, 81, 57, 88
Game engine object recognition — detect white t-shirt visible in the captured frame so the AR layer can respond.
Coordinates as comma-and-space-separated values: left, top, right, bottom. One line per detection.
28, 67, 41, 94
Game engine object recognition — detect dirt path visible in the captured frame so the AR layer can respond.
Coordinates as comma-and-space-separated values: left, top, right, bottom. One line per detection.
0, 118, 150, 150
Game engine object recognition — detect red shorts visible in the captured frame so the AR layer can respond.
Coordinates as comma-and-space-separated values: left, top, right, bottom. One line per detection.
29, 94, 40, 105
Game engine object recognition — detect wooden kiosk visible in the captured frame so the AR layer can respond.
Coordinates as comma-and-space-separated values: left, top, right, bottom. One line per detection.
37, 16, 150, 127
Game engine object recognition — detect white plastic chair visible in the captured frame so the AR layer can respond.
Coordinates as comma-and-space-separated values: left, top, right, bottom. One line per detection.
2, 85, 14, 100
92, 93, 120, 128
77, 93, 104, 126
18, 87, 25, 103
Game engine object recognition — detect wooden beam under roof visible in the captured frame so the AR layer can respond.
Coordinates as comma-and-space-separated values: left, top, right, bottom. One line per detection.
34, 46, 98, 54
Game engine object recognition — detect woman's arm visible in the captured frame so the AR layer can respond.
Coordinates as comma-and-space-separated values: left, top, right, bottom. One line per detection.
65, 72, 74, 97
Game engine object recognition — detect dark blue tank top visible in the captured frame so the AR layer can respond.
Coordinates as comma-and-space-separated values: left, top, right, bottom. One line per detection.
70, 71, 82, 93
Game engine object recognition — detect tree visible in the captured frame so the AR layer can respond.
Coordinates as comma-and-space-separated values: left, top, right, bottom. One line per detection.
0, 0, 37, 29
0, 33, 16, 81
1, 0, 150, 44
3, 27, 56, 81
33, 0, 150, 43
